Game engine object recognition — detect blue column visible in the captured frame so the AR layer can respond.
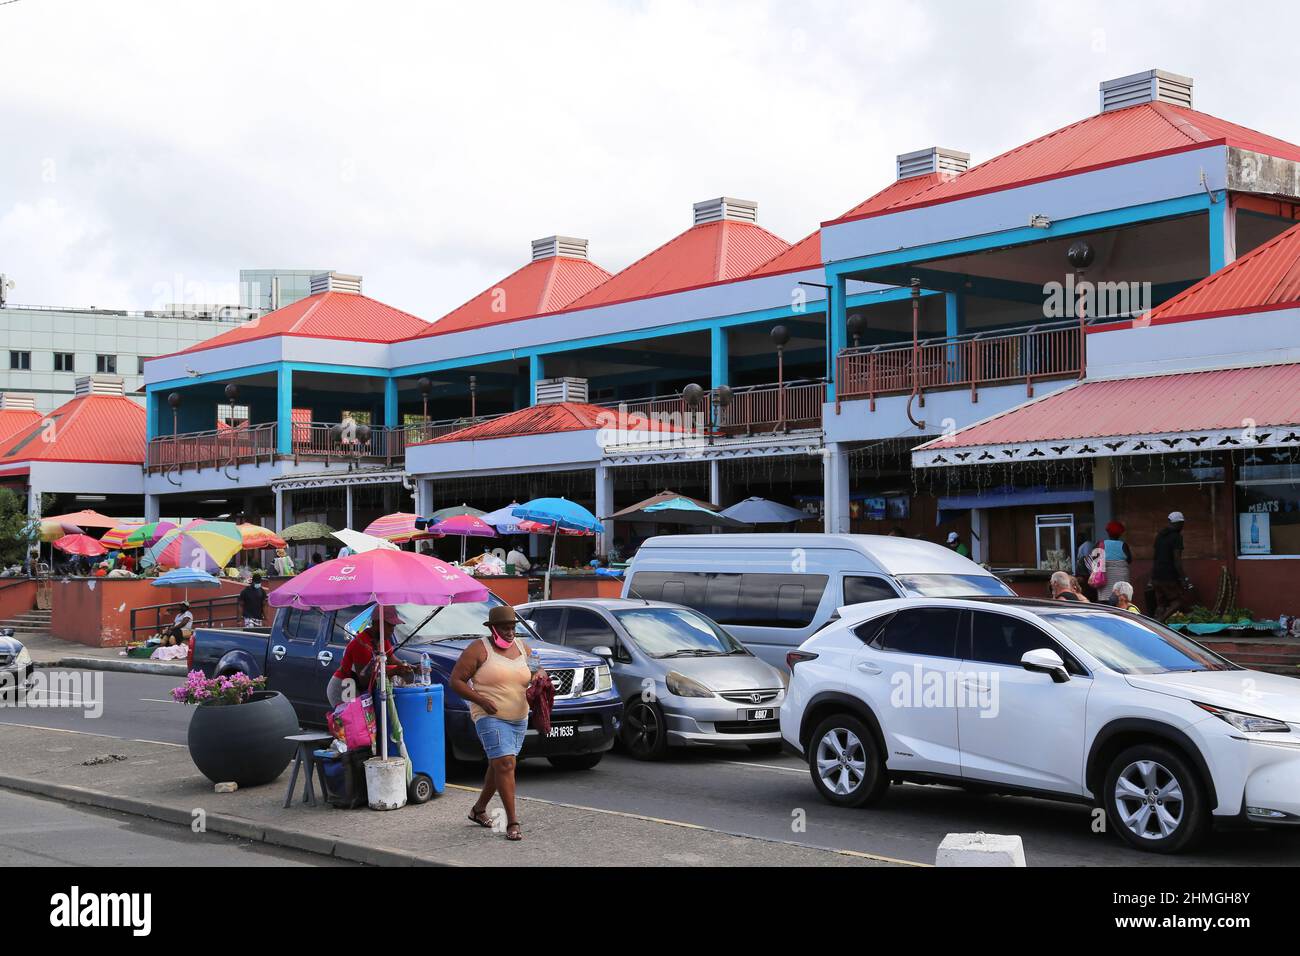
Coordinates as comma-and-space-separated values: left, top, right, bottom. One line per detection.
945, 292, 963, 382
145, 388, 158, 439
384, 377, 399, 428
1208, 194, 1234, 273
529, 354, 544, 405
826, 272, 848, 401
710, 326, 728, 387
276, 366, 292, 455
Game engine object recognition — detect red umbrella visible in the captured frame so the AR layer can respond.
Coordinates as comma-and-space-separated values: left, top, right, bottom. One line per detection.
52, 533, 108, 557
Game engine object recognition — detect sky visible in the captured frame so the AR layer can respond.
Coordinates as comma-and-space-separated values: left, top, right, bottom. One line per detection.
3, 0, 1299, 320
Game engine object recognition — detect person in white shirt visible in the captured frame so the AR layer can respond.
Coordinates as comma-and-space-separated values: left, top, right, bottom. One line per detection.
505, 543, 531, 573
162, 603, 194, 646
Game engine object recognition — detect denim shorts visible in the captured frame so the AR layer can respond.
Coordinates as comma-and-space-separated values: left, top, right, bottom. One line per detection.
474, 715, 528, 760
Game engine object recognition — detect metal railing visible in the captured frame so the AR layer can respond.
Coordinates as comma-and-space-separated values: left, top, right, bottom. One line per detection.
598, 380, 826, 435
128, 594, 243, 642
146, 421, 278, 473
835, 321, 1084, 407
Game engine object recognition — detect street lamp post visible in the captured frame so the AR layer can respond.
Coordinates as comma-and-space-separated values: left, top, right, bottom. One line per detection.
1067, 240, 1095, 380
771, 324, 790, 433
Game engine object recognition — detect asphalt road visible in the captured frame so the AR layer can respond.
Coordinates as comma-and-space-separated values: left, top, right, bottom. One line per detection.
0, 789, 358, 866
5, 668, 1300, 866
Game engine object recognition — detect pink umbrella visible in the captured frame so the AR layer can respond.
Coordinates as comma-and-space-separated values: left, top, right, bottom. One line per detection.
269, 550, 489, 762
432, 513, 497, 564
363, 512, 440, 545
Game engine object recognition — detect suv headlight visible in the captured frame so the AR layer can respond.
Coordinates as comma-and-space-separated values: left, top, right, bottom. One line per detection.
595, 663, 611, 692
14, 647, 30, 667
1196, 702, 1291, 733
665, 670, 713, 699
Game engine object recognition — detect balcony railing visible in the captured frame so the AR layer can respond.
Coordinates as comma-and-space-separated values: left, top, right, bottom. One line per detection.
146, 422, 278, 473
598, 380, 826, 436
835, 321, 1084, 408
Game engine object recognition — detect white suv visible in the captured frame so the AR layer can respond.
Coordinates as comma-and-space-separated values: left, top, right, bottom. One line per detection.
780, 596, 1300, 853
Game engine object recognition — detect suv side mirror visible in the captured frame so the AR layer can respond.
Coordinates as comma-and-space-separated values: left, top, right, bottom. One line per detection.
591, 645, 614, 659
1021, 647, 1070, 683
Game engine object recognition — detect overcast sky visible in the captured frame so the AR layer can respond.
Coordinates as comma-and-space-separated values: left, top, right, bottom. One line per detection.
3, 0, 1299, 320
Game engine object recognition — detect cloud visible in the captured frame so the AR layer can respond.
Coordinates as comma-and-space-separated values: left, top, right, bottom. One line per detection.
1, 0, 1298, 319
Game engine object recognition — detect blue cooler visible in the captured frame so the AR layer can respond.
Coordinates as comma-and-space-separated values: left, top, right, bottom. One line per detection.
389, 683, 445, 803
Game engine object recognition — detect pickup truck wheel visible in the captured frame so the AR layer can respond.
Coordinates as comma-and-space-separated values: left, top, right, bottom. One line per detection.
621, 699, 668, 760
546, 754, 603, 771
408, 773, 435, 804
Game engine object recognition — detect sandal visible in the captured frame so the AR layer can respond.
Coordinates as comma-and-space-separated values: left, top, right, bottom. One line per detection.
467, 807, 492, 828
506, 821, 522, 841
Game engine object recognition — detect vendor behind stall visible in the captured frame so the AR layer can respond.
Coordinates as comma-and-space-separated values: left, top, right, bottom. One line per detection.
161, 603, 193, 646
326, 604, 414, 708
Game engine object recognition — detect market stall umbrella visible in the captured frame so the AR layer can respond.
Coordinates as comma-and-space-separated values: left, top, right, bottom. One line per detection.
432, 513, 498, 564
52, 533, 107, 557
718, 496, 809, 525
480, 502, 525, 535
332, 528, 399, 554
512, 497, 604, 600
124, 520, 179, 548
151, 566, 223, 601
38, 519, 81, 542
268, 550, 490, 761
43, 509, 119, 529
145, 520, 244, 572
606, 489, 749, 529
364, 512, 441, 545
428, 504, 487, 522
235, 522, 286, 550
100, 523, 147, 550
280, 521, 336, 544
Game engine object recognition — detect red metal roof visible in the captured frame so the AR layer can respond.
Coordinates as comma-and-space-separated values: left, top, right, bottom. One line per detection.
417, 255, 612, 338
828, 103, 1300, 225
568, 220, 790, 308
1143, 220, 1300, 324
0, 394, 146, 465
173, 291, 430, 356
0, 409, 41, 445
418, 401, 685, 445
921, 364, 1300, 451
750, 173, 948, 277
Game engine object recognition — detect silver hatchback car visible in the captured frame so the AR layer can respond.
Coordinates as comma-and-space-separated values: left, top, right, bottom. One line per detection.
517, 598, 787, 760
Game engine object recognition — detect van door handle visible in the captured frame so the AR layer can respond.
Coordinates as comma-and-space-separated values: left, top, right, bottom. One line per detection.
271, 644, 286, 661
316, 650, 334, 667
856, 662, 883, 675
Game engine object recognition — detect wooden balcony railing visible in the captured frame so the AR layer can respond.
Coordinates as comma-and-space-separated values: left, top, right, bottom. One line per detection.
835, 321, 1084, 408
598, 380, 827, 438
146, 422, 277, 473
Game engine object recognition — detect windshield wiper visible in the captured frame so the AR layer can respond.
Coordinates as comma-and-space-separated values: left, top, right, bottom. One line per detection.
659, 648, 723, 658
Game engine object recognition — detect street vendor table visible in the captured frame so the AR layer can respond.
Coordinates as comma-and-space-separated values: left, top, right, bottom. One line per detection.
282, 731, 335, 807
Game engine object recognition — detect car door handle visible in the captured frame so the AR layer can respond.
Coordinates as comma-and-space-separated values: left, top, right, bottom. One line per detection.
856, 662, 883, 675
316, 650, 334, 667
271, 644, 286, 661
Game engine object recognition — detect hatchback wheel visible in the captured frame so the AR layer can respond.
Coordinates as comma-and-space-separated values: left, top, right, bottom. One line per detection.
807, 714, 887, 808
621, 699, 668, 760
1103, 743, 1208, 854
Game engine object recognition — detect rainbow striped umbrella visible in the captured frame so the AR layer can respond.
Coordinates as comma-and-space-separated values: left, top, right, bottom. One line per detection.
236, 522, 286, 550
363, 512, 441, 545
145, 520, 244, 572
124, 520, 179, 548
101, 523, 147, 550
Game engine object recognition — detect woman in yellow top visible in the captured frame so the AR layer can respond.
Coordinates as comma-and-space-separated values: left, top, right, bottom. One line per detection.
450, 605, 548, 841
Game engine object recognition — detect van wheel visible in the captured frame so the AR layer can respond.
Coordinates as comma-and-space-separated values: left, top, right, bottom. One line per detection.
1103, 743, 1208, 854
807, 714, 887, 808
621, 700, 668, 760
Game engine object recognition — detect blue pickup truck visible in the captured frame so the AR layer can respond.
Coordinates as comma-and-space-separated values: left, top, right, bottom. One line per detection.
190, 595, 621, 770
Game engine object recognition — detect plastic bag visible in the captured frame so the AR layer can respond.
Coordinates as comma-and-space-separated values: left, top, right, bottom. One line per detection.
327, 693, 376, 750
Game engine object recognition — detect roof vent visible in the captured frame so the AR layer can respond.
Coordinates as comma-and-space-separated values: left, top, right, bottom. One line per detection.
535, 377, 588, 405
692, 197, 758, 226
1100, 69, 1192, 113
531, 236, 589, 261
309, 271, 363, 296
0, 392, 37, 411
896, 147, 970, 180
74, 375, 125, 398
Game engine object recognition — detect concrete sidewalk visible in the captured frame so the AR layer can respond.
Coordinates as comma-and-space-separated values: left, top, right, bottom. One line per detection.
0, 724, 899, 867
23, 632, 186, 676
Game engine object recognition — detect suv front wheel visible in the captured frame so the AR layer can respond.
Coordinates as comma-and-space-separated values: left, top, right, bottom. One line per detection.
807, 714, 888, 808
1102, 743, 1209, 854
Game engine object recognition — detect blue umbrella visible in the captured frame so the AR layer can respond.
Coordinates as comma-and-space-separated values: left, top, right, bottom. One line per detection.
643, 496, 750, 529
151, 567, 223, 601
479, 502, 526, 535
718, 496, 809, 525
511, 498, 604, 599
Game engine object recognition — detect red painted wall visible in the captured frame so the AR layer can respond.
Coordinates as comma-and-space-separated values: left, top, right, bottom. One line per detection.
0, 580, 36, 621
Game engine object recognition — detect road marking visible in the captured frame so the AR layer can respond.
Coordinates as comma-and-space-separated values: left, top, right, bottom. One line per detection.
704, 758, 804, 776
0, 720, 185, 748
445, 782, 928, 866
139, 698, 174, 704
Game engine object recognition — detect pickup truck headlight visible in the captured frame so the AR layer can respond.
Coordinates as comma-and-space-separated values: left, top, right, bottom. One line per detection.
665, 670, 714, 699
595, 663, 612, 692
1196, 702, 1291, 733
14, 647, 30, 667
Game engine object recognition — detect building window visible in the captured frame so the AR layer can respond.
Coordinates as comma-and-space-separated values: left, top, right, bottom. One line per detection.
137, 356, 149, 375
217, 404, 250, 428
96, 354, 117, 374
54, 352, 75, 372
9, 351, 30, 370
1236, 459, 1300, 557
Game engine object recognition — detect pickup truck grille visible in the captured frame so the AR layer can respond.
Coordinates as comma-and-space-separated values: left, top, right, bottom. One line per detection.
548, 666, 601, 700
550, 669, 574, 696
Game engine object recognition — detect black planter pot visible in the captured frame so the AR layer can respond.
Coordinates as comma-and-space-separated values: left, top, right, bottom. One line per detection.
186, 690, 300, 787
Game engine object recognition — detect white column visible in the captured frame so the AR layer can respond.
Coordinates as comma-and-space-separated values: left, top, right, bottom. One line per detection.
970, 508, 987, 564
708, 459, 723, 506
594, 463, 614, 555
345, 484, 354, 530
144, 494, 160, 523
27, 485, 42, 518
274, 489, 284, 531
823, 443, 851, 534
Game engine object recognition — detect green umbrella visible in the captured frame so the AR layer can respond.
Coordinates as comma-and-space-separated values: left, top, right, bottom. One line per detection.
280, 521, 337, 543
428, 504, 486, 522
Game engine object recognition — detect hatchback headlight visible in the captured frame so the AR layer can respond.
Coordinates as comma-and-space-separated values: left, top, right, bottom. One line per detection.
595, 663, 612, 692
665, 670, 714, 699
1196, 702, 1291, 734
14, 647, 30, 667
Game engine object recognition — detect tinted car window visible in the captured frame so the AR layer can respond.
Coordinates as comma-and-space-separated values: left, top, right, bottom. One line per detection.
843, 575, 898, 604
970, 610, 1069, 668
283, 608, 325, 643
563, 608, 618, 653
872, 607, 962, 658
328, 605, 370, 646
520, 606, 565, 643
1040, 611, 1239, 675
628, 571, 828, 629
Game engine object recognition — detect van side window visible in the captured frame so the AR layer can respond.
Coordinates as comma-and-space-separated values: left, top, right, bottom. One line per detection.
843, 576, 898, 604
628, 571, 828, 629
872, 607, 963, 659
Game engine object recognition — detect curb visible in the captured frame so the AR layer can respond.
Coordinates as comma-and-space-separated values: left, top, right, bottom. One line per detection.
34, 657, 187, 676
0, 773, 451, 867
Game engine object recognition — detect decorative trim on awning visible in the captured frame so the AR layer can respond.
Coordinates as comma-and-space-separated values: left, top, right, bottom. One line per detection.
271, 468, 405, 492
603, 433, 823, 467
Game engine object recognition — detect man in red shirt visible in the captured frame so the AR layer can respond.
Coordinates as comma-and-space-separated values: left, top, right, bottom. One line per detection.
326, 605, 413, 708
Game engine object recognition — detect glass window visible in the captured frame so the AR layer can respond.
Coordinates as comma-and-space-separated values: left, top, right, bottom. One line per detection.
969, 610, 1080, 671
872, 607, 963, 658
626, 571, 828, 628
843, 575, 898, 604
282, 608, 325, 644
9, 351, 30, 370
615, 606, 745, 658
217, 403, 250, 427
96, 354, 117, 374
895, 573, 1013, 597
1039, 611, 1239, 675
519, 606, 565, 643
54, 352, 74, 372
137, 356, 149, 375
562, 608, 618, 653
1035, 513, 1075, 571
1236, 465, 1300, 557
389, 596, 537, 647
328, 605, 370, 646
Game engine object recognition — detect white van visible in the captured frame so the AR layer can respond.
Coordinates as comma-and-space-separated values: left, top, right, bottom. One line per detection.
621, 533, 1014, 670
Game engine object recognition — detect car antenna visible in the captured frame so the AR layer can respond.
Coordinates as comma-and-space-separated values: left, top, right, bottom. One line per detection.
624, 581, 651, 605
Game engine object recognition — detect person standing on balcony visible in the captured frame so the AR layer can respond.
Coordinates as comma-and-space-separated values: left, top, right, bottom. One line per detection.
1151, 512, 1191, 622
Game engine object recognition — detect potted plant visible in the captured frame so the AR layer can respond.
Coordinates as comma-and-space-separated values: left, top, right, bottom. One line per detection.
172, 670, 300, 787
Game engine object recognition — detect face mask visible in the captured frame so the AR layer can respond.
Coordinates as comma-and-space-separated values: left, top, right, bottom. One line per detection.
491, 629, 514, 649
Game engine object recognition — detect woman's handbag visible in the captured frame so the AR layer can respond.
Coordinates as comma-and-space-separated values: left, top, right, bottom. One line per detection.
1086, 547, 1107, 588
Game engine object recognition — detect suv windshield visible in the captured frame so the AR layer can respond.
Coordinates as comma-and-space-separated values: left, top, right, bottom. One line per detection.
389, 596, 527, 646
613, 607, 747, 658
896, 573, 1014, 598
1040, 611, 1240, 675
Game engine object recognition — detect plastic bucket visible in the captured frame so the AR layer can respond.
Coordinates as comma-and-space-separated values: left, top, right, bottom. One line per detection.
364, 756, 408, 811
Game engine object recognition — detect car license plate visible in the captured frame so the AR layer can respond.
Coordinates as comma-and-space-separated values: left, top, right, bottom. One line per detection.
547, 722, 577, 738
747, 709, 773, 721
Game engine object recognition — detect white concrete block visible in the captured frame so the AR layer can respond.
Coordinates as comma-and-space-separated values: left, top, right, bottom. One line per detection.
935, 832, 1026, 867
